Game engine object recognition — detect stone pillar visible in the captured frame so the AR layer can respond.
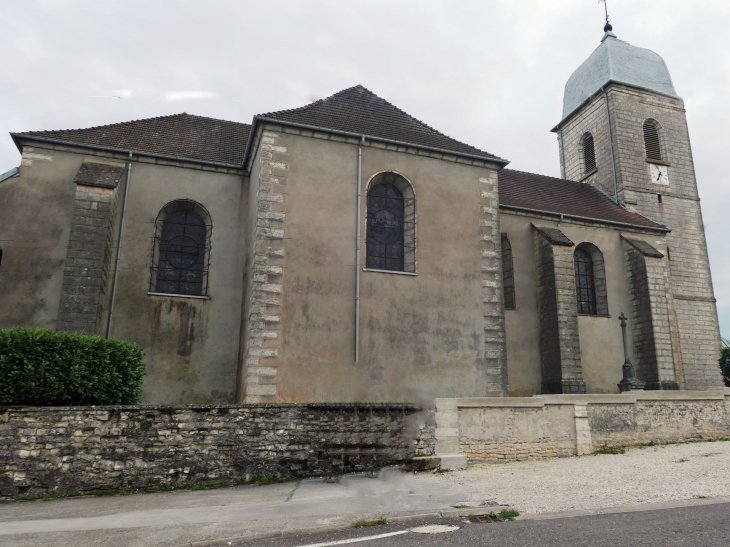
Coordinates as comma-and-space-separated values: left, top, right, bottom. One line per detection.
480, 171, 508, 396
56, 159, 126, 335
242, 129, 288, 403
532, 224, 586, 394
621, 235, 679, 390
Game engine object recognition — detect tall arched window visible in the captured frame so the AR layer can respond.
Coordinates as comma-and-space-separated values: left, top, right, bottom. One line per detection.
501, 233, 515, 310
574, 243, 608, 316
366, 172, 416, 273
582, 132, 596, 174
643, 119, 662, 161
150, 200, 212, 297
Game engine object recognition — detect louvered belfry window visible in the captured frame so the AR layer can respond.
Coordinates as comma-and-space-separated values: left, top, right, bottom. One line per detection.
583, 133, 596, 173
574, 247, 597, 315
644, 121, 662, 161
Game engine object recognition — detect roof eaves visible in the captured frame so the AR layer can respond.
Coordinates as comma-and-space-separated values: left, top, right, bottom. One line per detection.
242, 115, 509, 170
10, 133, 243, 170
499, 203, 670, 232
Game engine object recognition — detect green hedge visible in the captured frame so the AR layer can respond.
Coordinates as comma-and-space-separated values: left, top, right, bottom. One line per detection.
720, 347, 730, 388
0, 327, 146, 406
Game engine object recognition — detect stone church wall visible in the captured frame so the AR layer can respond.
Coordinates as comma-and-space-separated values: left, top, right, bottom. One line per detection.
240, 124, 507, 405
0, 403, 427, 499
501, 211, 664, 395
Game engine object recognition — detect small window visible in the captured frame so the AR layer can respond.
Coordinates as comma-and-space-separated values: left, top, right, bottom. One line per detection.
574, 243, 608, 316
644, 120, 662, 161
582, 133, 596, 173
366, 172, 416, 273
501, 234, 515, 310
150, 200, 212, 296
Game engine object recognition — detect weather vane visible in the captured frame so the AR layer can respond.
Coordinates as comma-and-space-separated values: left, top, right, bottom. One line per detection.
599, 0, 613, 32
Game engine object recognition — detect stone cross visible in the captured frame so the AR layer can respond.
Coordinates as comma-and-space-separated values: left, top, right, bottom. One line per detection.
617, 312, 645, 393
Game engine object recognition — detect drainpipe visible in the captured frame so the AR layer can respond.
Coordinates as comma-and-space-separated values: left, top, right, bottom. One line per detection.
602, 87, 619, 203
355, 136, 364, 362
106, 152, 133, 339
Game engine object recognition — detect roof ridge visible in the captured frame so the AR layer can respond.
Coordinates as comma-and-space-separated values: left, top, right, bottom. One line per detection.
21, 112, 250, 136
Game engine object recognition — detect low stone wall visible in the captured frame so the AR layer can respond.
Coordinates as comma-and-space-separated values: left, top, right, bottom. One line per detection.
0, 403, 428, 499
436, 390, 730, 463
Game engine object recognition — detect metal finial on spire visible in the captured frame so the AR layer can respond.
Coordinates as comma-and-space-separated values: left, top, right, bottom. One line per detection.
599, 0, 613, 32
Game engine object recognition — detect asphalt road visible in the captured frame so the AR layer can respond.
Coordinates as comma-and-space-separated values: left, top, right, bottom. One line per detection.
233, 501, 730, 547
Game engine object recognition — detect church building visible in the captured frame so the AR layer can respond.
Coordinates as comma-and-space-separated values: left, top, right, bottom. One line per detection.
0, 29, 723, 404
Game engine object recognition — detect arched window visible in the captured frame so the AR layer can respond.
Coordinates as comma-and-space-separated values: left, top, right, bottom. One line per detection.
643, 119, 662, 161
574, 243, 608, 316
366, 172, 416, 273
150, 200, 212, 297
501, 233, 515, 310
582, 132, 596, 174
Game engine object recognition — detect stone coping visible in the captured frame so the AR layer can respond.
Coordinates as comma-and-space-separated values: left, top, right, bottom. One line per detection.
437, 390, 730, 408
0, 402, 421, 413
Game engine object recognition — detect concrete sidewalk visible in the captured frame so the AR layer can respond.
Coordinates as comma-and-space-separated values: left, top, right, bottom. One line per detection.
0, 468, 481, 547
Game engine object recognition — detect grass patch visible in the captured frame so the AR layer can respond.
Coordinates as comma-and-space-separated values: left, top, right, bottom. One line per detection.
452, 504, 470, 509
353, 517, 387, 528
676, 458, 689, 463
593, 446, 626, 455
464, 508, 520, 523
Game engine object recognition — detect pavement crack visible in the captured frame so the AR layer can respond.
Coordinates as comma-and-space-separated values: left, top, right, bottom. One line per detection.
286, 480, 302, 502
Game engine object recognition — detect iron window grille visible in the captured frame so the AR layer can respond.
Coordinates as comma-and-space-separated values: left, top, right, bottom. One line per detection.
150, 200, 212, 297
366, 174, 416, 273
643, 121, 662, 161
574, 247, 597, 315
583, 133, 596, 173
501, 233, 515, 310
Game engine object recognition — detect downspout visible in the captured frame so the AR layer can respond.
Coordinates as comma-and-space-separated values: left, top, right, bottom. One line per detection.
106, 152, 133, 339
355, 136, 364, 362
602, 87, 619, 203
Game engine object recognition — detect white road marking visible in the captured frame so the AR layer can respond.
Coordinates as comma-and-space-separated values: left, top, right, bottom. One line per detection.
293, 530, 409, 547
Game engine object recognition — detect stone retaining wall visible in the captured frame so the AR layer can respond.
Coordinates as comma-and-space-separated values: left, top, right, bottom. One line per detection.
0, 403, 429, 499
436, 390, 730, 463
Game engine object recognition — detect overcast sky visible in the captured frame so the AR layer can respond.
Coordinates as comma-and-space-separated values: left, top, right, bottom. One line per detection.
1, 0, 728, 334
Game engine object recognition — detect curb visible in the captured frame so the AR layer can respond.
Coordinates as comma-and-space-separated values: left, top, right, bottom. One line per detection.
174, 508, 510, 547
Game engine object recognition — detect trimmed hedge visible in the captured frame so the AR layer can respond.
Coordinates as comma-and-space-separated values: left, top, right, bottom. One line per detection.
720, 347, 730, 388
0, 327, 146, 406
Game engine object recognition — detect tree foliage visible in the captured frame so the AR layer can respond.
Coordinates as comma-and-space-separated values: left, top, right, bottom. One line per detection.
720, 347, 730, 388
0, 327, 146, 406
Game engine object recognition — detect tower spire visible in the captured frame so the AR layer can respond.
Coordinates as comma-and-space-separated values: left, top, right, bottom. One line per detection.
600, 0, 613, 32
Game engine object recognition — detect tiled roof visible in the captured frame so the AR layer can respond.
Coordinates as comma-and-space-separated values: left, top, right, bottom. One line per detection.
258, 85, 505, 162
14, 114, 251, 166
499, 169, 667, 230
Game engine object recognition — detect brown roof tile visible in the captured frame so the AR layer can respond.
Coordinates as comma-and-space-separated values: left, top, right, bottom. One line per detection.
499, 169, 667, 230
258, 85, 505, 162
14, 113, 250, 166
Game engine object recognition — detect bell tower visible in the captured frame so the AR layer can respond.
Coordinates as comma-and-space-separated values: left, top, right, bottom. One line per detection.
553, 27, 723, 390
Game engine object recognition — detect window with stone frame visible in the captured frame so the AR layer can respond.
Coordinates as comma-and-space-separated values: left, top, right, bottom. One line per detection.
574, 242, 608, 316
150, 200, 212, 297
643, 119, 663, 161
366, 172, 416, 273
582, 132, 596, 174
501, 233, 515, 310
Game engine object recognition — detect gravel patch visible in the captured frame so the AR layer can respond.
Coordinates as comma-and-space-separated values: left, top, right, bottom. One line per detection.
433, 440, 730, 514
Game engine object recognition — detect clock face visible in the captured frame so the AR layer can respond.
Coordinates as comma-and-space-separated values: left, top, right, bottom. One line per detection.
650, 163, 669, 185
